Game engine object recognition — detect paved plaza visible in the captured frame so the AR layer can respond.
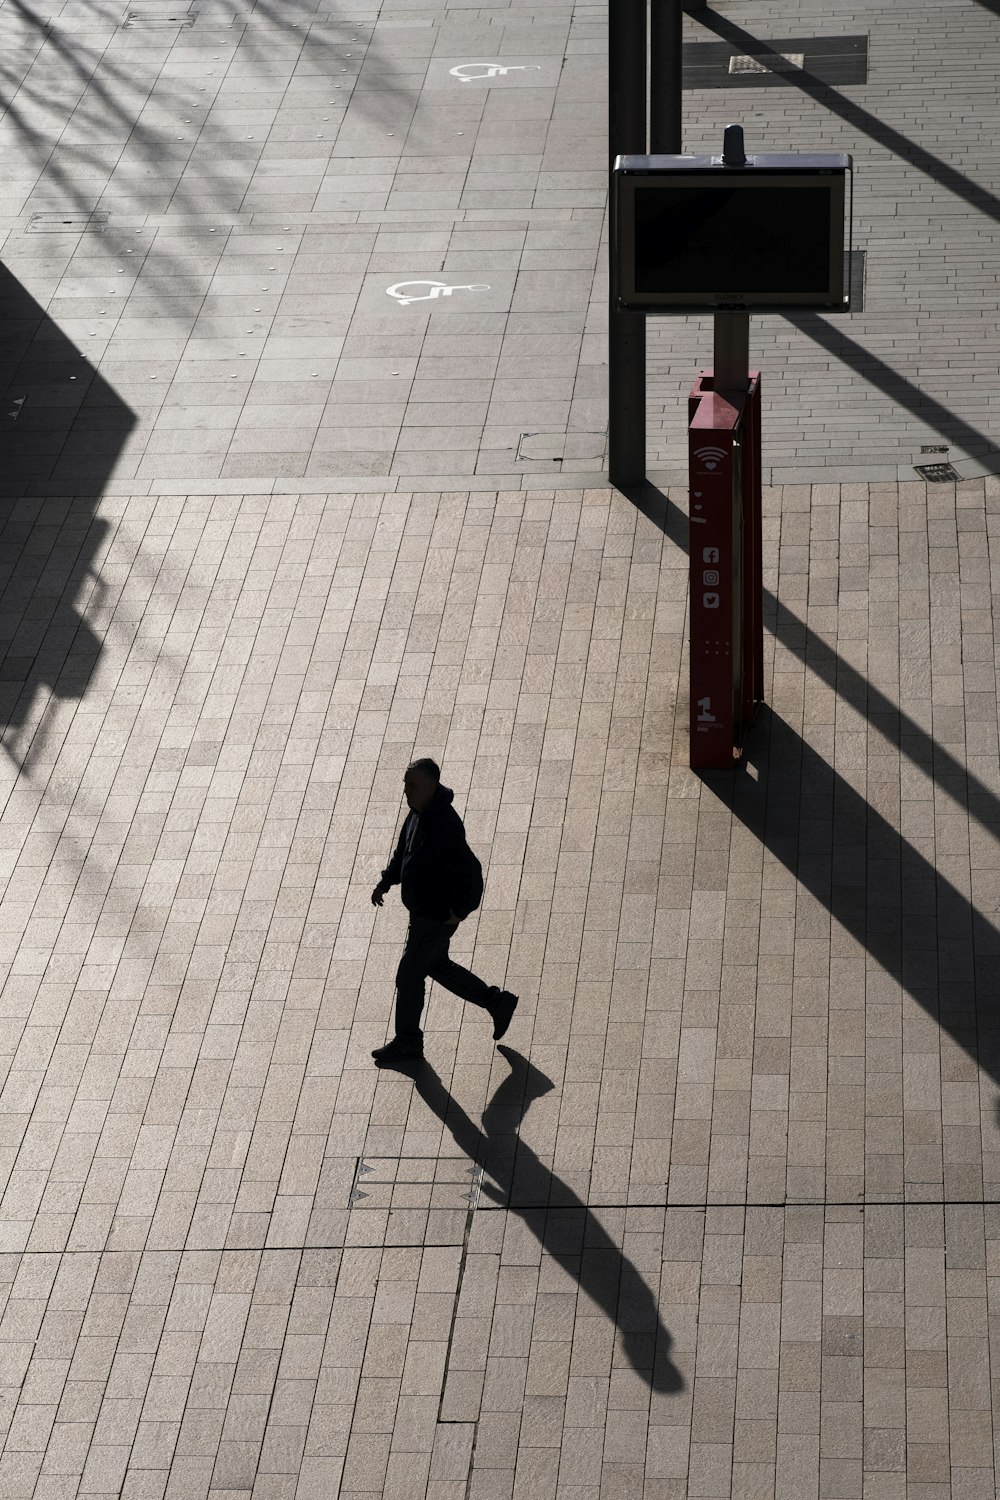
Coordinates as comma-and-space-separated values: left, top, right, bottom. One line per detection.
1, 0, 1000, 1497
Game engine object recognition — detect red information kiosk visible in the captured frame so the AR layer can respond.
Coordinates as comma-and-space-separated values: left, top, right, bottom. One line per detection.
687, 371, 762, 768
612, 129, 852, 768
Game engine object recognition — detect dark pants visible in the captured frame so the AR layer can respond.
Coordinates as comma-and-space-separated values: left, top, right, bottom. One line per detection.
395, 915, 498, 1043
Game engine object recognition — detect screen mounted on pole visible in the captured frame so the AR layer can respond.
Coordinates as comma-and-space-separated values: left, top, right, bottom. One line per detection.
614, 153, 851, 311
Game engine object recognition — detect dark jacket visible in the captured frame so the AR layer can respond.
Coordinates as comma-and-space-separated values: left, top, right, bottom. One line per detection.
380, 784, 478, 922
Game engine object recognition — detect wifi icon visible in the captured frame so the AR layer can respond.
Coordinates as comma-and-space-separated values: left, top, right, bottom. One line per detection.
694, 445, 727, 471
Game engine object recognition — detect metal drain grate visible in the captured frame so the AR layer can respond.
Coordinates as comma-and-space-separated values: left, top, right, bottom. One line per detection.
914, 462, 960, 482
845, 249, 865, 312
27, 211, 109, 234
684, 34, 868, 89
729, 51, 804, 75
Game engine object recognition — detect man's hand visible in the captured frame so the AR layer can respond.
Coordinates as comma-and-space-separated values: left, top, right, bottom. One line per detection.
444, 911, 460, 928
371, 883, 386, 907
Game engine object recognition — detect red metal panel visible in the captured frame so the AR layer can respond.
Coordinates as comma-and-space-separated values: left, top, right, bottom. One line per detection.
741, 375, 763, 731
689, 389, 742, 769
688, 373, 763, 770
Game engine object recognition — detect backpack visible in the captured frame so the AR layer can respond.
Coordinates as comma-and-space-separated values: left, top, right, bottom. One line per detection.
455, 841, 484, 914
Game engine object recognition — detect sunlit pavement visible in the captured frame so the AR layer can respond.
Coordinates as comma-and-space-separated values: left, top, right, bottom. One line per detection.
1, 2, 1000, 1497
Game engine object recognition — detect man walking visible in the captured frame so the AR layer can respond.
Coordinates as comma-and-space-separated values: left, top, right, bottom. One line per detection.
371, 758, 518, 1065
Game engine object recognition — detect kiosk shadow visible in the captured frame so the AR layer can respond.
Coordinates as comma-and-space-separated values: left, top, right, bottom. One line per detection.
386, 1046, 683, 1393
631, 483, 1000, 1131
714, 706, 1000, 1122
0, 260, 135, 761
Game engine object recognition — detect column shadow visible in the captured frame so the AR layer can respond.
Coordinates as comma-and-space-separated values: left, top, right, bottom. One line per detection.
630, 480, 1000, 1124
0, 259, 135, 765
686, 10, 1000, 467
692, 7, 1000, 226
764, 587, 1000, 853
385, 1045, 683, 1393
711, 704, 1000, 1127
787, 315, 1000, 463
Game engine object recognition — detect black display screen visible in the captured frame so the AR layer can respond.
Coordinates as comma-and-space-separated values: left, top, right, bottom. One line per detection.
634, 183, 833, 295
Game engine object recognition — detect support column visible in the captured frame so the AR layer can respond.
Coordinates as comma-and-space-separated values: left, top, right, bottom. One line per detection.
608, 0, 647, 487
650, 0, 683, 154
713, 311, 750, 396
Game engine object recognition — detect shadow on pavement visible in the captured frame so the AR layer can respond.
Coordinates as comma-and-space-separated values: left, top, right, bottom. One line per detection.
384, 1045, 684, 1393
2, 0, 414, 248
716, 708, 1000, 1144
631, 481, 1000, 1150
763, 587, 1000, 853
0, 259, 135, 764
788, 315, 1000, 464
693, 7, 1000, 227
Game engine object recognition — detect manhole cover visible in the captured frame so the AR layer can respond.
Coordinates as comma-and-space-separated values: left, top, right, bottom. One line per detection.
516, 432, 606, 463
122, 8, 195, 25
914, 462, 960, 482
729, 52, 804, 74
27, 212, 110, 234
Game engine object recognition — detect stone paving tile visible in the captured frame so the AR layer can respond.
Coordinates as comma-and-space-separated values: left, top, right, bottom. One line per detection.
11, 0, 1000, 493
0, 475, 1000, 1492
3, 0, 1000, 1494
1, 1206, 997, 1497
0, 0, 606, 497
647, 0, 1000, 482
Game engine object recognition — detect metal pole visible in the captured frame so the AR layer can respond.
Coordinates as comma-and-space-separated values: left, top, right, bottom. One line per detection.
650, 0, 682, 154
713, 311, 750, 396
608, 0, 647, 488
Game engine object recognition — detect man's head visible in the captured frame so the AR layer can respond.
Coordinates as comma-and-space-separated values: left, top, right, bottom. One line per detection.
403, 757, 440, 813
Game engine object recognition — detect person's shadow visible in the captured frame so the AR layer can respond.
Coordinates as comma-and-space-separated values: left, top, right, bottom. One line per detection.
386, 1045, 683, 1393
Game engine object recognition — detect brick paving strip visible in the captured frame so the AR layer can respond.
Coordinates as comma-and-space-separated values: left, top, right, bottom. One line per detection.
1, 1, 1000, 1499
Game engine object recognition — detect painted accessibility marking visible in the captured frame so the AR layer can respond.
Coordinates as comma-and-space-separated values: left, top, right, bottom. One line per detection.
386, 279, 490, 306
449, 62, 541, 81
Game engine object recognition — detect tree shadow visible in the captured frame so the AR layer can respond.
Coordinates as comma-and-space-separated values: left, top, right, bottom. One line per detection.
0, 259, 135, 766
2, 0, 417, 248
0, 0, 423, 495
384, 1045, 683, 1393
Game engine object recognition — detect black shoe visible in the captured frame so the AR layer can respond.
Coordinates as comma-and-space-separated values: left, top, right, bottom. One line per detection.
491, 991, 518, 1041
372, 1037, 424, 1065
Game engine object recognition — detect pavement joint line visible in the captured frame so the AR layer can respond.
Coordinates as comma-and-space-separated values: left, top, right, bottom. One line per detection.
435, 1184, 478, 1424
7, 1197, 999, 1261
4, 0, 1000, 1491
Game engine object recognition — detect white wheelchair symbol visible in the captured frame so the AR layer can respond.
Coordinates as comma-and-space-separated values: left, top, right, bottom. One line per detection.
449, 62, 541, 82
386, 280, 490, 307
